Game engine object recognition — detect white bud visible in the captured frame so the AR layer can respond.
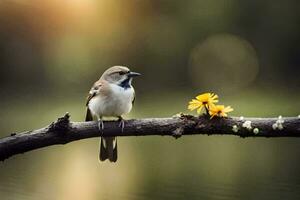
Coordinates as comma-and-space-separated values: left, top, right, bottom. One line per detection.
253, 128, 259, 134
242, 121, 252, 130
278, 124, 283, 130
272, 123, 278, 130
239, 116, 244, 120
232, 125, 239, 133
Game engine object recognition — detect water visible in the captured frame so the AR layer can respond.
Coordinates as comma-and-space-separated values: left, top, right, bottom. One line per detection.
1, 136, 300, 200
1, 93, 300, 200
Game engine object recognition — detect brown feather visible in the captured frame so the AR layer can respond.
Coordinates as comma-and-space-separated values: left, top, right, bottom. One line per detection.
85, 80, 103, 106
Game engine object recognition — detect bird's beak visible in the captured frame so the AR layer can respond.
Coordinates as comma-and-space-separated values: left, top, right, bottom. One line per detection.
128, 72, 141, 77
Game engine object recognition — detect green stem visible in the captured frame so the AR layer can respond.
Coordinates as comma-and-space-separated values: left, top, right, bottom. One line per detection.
205, 106, 209, 115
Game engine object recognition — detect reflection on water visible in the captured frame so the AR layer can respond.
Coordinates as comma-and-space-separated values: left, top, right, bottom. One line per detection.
1, 92, 300, 200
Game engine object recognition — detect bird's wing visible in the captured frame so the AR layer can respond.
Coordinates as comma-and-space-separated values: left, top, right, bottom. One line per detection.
86, 80, 103, 106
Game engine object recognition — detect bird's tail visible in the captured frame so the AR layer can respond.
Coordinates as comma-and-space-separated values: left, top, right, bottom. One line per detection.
100, 137, 118, 162
85, 108, 117, 162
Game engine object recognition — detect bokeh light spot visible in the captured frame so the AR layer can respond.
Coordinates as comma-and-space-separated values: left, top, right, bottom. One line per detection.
188, 34, 259, 93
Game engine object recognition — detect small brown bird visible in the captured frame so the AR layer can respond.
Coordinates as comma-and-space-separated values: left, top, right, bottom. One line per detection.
85, 66, 141, 162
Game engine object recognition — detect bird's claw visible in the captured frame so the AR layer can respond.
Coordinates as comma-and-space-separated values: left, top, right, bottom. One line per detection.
118, 117, 125, 133
98, 119, 104, 134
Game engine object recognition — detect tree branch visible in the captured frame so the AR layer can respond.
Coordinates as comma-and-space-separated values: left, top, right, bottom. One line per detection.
0, 113, 300, 161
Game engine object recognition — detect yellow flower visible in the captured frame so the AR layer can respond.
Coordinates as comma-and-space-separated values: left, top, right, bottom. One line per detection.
209, 104, 233, 119
188, 93, 219, 114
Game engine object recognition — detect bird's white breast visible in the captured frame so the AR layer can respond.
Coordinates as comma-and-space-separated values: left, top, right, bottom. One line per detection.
88, 84, 134, 117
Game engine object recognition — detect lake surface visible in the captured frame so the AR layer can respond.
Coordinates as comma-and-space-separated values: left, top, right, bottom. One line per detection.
1, 137, 300, 200
0, 92, 300, 200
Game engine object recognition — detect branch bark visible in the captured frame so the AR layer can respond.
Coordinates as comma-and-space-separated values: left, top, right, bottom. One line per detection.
0, 113, 300, 161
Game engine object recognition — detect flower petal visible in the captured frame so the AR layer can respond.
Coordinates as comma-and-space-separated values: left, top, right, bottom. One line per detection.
188, 104, 199, 110
224, 106, 234, 113
196, 93, 208, 101
210, 113, 216, 119
197, 105, 204, 114
188, 99, 202, 110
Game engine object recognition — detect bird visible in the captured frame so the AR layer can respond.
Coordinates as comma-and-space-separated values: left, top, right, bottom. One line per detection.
85, 66, 141, 162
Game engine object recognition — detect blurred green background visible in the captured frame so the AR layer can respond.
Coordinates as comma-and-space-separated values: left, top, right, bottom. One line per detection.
0, 0, 300, 199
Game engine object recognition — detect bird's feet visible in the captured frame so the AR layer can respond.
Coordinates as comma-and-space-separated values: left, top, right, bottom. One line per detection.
118, 116, 125, 133
98, 119, 104, 134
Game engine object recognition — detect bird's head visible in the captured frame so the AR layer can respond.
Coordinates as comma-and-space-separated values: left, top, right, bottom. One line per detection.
101, 66, 141, 87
